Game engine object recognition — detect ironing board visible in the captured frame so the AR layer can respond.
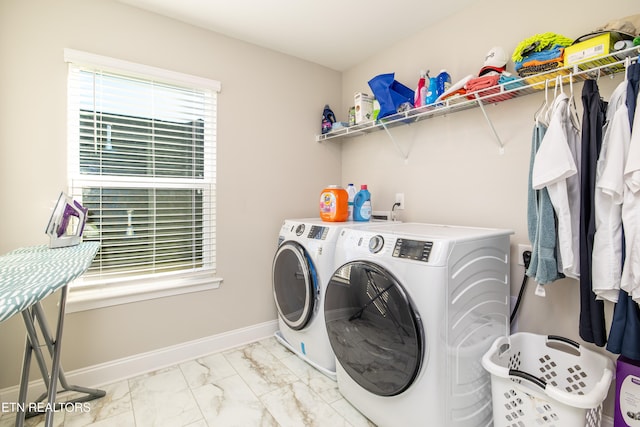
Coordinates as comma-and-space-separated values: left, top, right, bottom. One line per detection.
0, 242, 105, 427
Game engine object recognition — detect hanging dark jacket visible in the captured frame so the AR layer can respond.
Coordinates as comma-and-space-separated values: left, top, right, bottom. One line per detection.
579, 79, 607, 347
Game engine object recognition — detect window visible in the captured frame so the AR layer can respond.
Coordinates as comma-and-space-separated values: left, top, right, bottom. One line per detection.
64, 49, 222, 311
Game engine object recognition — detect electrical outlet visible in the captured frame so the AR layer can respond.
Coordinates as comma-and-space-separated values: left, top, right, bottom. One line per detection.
517, 244, 532, 266
395, 193, 405, 210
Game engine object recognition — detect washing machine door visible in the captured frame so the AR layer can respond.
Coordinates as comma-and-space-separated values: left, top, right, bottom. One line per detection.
272, 241, 317, 331
325, 261, 423, 396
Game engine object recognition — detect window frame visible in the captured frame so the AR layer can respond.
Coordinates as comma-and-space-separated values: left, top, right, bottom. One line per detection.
63, 49, 222, 313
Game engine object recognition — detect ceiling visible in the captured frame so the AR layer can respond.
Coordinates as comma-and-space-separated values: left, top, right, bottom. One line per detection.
117, 0, 479, 71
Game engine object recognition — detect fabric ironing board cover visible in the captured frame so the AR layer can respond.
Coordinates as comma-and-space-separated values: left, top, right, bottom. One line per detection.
0, 242, 99, 323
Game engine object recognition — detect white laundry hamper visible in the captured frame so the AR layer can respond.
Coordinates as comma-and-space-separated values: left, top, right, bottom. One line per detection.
482, 332, 614, 427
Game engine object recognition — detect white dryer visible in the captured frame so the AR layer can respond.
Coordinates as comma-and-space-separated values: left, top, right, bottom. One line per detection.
272, 218, 371, 379
324, 222, 512, 426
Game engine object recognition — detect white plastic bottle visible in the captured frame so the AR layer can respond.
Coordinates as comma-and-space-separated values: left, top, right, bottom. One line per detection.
346, 183, 357, 221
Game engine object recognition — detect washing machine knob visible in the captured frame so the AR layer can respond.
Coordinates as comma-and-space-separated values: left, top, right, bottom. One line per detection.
295, 224, 305, 236
369, 235, 384, 253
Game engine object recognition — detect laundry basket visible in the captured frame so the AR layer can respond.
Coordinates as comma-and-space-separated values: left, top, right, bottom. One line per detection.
482, 333, 614, 427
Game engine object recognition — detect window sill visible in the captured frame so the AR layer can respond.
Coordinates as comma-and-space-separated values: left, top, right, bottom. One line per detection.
66, 271, 223, 313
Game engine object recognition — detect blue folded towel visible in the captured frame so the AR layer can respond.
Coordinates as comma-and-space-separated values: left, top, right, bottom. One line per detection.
498, 74, 525, 90
514, 45, 565, 71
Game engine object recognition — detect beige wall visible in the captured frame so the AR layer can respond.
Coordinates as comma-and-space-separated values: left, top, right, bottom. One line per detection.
339, 0, 638, 417
1, 0, 638, 419
0, 0, 341, 388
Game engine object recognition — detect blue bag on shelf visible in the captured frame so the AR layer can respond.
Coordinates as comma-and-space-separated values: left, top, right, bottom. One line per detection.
367, 73, 414, 119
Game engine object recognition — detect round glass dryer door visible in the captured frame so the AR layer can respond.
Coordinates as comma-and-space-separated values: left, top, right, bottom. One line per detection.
272, 241, 317, 330
325, 261, 423, 396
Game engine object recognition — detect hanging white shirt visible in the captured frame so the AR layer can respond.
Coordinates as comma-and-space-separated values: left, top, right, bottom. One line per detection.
622, 90, 640, 302
532, 92, 581, 279
593, 81, 630, 302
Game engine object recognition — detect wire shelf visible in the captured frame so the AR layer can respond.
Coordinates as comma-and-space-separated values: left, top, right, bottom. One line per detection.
316, 47, 640, 143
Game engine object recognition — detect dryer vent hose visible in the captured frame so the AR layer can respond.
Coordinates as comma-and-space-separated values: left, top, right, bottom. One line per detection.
510, 250, 532, 325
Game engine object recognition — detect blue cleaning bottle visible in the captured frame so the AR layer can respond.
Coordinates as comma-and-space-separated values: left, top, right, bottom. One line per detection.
353, 185, 372, 222
424, 76, 439, 105
437, 70, 451, 98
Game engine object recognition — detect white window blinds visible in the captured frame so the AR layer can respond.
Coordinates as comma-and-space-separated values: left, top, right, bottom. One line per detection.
65, 49, 219, 286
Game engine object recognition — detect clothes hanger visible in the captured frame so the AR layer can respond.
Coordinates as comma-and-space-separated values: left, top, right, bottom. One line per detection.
556, 74, 564, 96
568, 73, 581, 129
544, 75, 562, 124
625, 56, 630, 81
534, 79, 550, 125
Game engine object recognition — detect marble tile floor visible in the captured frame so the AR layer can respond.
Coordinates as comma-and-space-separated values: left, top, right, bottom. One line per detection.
0, 337, 376, 427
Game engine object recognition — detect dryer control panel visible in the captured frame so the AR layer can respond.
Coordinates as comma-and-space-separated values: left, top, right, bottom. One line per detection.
392, 238, 433, 262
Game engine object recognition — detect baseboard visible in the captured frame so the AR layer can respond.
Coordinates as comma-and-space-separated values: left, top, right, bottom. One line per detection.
0, 319, 278, 403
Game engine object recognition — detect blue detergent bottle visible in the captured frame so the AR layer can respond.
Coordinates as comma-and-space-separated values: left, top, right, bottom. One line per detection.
353, 185, 372, 222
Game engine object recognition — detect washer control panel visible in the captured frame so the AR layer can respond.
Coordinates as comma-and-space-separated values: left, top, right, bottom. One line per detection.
308, 225, 329, 240
392, 238, 433, 262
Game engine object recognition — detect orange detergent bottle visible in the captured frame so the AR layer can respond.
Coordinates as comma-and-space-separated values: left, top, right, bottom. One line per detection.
319, 185, 348, 222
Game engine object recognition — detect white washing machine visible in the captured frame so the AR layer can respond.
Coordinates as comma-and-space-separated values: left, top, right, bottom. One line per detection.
324, 222, 512, 426
272, 218, 382, 379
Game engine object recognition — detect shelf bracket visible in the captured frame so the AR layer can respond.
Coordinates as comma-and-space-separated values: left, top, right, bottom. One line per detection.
380, 120, 410, 162
474, 94, 505, 154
